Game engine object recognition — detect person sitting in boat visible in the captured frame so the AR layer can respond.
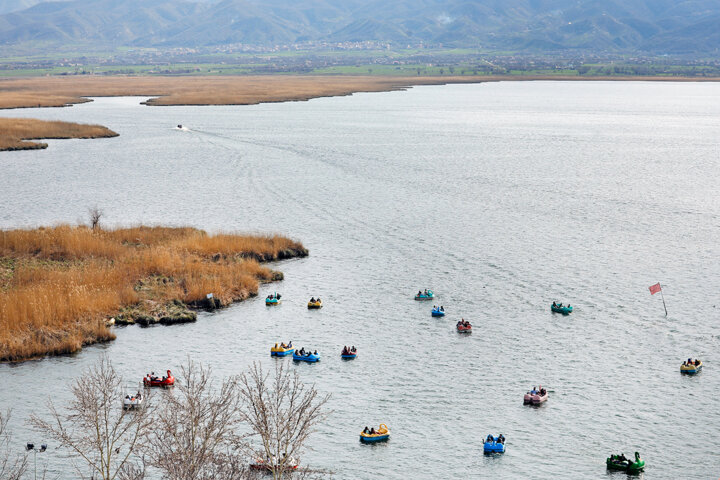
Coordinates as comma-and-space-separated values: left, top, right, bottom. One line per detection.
424, 289, 428, 295
351, 346, 356, 352
695, 359, 701, 366
497, 434, 505, 444
486, 434, 494, 443
618, 453, 628, 463
363, 426, 370, 434
313, 350, 318, 355
552, 301, 557, 307
370, 428, 376, 435
440, 306, 444, 311
299, 347, 305, 355
418, 290, 422, 296
342, 346, 348, 355
310, 297, 315, 302
275, 343, 279, 349
317, 297, 321, 302
288, 341, 292, 347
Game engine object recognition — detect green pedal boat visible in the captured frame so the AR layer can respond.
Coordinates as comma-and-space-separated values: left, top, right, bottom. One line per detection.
607, 452, 645, 473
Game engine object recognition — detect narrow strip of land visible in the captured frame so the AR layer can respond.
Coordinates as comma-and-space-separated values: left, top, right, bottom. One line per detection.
0, 117, 118, 151
0, 225, 308, 362
2, 74, 718, 110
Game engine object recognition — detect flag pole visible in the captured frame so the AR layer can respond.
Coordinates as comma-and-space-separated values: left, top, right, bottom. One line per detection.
660, 284, 668, 316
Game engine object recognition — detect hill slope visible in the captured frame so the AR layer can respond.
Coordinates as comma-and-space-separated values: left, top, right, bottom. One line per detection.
2, 0, 720, 54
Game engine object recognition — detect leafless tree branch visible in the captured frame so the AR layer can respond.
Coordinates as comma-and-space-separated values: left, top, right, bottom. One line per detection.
88, 206, 103, 230
30, 355, 152, 480
237, 362, 331, 480
0, 410, 27, 480
146, 359, 249, 480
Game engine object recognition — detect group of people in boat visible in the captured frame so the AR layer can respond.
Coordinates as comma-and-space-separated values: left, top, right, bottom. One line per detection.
609, 453, 630, 464
309, 297, 322, 303
297, 347, 318, 356
433, 305, 445, 311
341, 346, 357, 355
145, 371, 171, 383
683, 358, 701, 366
529, 385, 546, 396
552, 301, 571, 308
362, 426, 380, 435
256, 453, 293, 467
125, 391, 142, 401
276, 341, 293, 349
457, 318, 471, 328
266, 293, 281, 300
486, 434, 505, 444
417, 289, 431, 296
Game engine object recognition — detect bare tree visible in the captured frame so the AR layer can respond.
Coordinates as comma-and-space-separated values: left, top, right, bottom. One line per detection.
0, 410, 27, 480
88, 206, 103, 230
31, 355, 152, 480
237, 362, 330, 480
147, 360, 249, 480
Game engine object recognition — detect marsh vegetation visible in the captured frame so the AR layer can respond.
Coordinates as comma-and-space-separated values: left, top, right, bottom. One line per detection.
0, 225, 307, 361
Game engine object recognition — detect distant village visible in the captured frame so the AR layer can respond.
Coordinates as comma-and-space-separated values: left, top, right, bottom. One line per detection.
3, 41, 720, 77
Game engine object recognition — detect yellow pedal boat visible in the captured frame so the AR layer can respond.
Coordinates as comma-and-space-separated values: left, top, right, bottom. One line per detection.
360, 424, 389, 443
270, 343, 294, 357
307, 299, 323, 309
681, 359, 702, 374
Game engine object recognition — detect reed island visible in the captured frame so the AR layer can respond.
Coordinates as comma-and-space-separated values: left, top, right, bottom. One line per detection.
0, 225, 307, 362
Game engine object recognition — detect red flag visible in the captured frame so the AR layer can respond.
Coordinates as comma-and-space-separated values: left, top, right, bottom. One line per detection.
649, 283, 662, 295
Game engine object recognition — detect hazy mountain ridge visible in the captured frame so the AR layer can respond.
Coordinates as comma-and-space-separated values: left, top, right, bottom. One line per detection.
2, 0, 720, 54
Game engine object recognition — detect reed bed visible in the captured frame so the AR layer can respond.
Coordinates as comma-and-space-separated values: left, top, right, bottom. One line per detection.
0, 75, 486, 110
0, 225, 307, 362
1, 75, 717, 111
0, 117, 117, 151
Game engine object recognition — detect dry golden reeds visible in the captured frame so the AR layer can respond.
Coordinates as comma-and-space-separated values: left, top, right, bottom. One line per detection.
0, 225, 307, 362
0, 117, 118, 151
0, 75, 488, 110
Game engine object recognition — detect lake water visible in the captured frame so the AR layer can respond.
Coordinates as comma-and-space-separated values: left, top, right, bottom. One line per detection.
1, 81, 719, 479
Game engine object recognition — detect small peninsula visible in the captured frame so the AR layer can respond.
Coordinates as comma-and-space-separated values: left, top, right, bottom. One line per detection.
0, 117, 118, 151
0, 225, 307, 362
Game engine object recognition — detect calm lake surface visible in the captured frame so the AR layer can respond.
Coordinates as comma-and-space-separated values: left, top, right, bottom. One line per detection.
1, 81, 719, 479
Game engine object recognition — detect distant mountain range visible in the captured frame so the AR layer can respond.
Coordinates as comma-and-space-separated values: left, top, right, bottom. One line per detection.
1, 0, 720, 55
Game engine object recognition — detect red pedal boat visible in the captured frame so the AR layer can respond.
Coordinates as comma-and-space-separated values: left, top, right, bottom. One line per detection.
143, 370, 175, 388
456, 320, 472, 333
